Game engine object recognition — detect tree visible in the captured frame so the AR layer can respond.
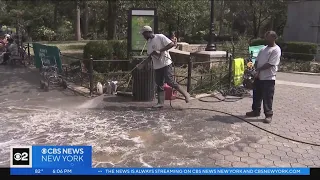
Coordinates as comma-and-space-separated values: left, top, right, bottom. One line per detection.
107, 0, 117, 40
75, 0, 81, 40
83, 0, 89, 37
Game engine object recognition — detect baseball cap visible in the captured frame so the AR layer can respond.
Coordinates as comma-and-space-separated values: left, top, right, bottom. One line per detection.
140, 25, 152, 34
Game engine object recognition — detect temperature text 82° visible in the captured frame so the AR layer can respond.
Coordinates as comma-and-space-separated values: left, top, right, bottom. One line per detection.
34, 169, 43, 174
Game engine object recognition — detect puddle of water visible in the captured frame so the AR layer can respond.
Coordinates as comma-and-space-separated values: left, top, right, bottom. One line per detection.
128, 130, 155, 145
93, 151, 124, 164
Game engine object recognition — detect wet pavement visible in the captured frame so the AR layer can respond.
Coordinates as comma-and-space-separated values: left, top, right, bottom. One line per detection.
0, 66, 320, 167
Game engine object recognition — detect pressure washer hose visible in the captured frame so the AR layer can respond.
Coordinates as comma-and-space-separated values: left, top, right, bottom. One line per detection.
164, 54, 320, 147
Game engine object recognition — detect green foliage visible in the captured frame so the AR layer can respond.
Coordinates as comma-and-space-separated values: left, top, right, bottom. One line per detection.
0, 0, 288, 43
55, 20, 74, 41
219, 36, 251, 58
83, 40, 128, 73
249, 39, 267, 46
282, 42, 317, 61
35, 26, 56, 41
250, 39, 317, 61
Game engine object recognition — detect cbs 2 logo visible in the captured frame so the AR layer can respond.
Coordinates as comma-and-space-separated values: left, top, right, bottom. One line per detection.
14, 152, 29, 161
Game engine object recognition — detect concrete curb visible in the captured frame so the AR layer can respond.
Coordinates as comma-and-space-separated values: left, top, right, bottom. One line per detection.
287, 71, 320, 76
66, 82, 92, 98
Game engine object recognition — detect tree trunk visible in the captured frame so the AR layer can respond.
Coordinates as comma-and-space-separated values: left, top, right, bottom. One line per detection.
250, 0, 258, 38
83, 0, 89, 38
270, 16, 275, 31
107, 0, 117, 40
75, 1, 81, 41
218, 0, 225, 35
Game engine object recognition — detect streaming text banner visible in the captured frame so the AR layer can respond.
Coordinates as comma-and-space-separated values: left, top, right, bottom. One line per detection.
32, 146, 92, 168
11, 167, 310, 175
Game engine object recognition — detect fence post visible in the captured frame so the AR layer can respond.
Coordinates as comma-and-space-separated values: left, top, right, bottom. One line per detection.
227, 51, 233, 90
187, 57, 193, 93
27, 43, 30, 58
89, 55, 94, 96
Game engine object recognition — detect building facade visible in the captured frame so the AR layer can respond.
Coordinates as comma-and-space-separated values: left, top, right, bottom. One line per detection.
283, 0, 320, 60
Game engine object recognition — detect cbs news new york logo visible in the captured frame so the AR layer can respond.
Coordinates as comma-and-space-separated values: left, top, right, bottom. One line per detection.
10, 146, 32, 168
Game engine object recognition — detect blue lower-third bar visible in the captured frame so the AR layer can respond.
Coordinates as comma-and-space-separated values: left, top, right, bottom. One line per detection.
11, 167, 310, 175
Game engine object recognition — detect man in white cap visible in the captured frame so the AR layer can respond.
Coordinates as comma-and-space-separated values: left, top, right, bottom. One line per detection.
138, 25, 191, 108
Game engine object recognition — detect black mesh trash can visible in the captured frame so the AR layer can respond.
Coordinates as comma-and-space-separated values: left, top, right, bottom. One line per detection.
131, 56, 155, 101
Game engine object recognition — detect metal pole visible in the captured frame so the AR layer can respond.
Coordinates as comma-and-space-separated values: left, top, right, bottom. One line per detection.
187, 58, 193, 92
89, 55, 94, 96
205, 0, 216, 51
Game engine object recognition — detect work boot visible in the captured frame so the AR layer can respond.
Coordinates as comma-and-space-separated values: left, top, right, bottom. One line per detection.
263, 116, 272, 124
153, 91, 165, 108
245, 111, 260, 117
176, 85, 190, 103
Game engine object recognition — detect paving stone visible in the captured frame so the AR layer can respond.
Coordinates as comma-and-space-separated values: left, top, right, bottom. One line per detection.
307, 149, 320, 156
257, 159, 274, 166
296, 159, 315, 166
237, 143, 248, 148
228, 145, 240, 152
312, 160, 320, 167
302, 153, 317, 159
263, 144, 278, 151
273, 161, 292, 167
232, 162, 249, 167
292, 148, 308, 154
256, 148, 271, 155
242, 147, 256, 153
264, 154, 281, 161
248, 152, 264, 159
283, 142, 298, 148
209, 153, 225, 160
290, 163, 306, 167
271, 149, 287, 157
311, 146, 320, 151
218, 150, 232, 156
297, 144, 312, 150
280, 156, 298, 164
225, 155, 240, 162
277, 146, 293, 152
249, 164, 265, 167
273, 137, 290, 143
215, 160, 232, 167
268, 140, 283, 147
286, 151, 303, 159
240, 157, 257, 165
233, 151, 248, 158
249, 143, 262, 149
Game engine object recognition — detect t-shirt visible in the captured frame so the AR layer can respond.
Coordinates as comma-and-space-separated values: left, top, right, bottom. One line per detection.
147, 34, 173, 69
8, 43, 19, 56
256, 45, 281, 80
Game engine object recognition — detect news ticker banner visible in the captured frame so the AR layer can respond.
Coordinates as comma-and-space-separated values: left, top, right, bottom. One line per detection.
10, 167, 310, 175
10, 145, 310, 175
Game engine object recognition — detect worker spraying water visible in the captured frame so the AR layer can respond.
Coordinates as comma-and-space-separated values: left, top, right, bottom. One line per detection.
136, 25, 190, 108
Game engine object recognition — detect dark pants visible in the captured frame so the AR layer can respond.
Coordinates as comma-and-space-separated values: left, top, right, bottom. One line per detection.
252, 80, 275, 117
155, 64, 178, 92
1, 53, 10, 64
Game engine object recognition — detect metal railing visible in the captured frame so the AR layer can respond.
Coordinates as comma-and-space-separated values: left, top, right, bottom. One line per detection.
22, 43, 319, 96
